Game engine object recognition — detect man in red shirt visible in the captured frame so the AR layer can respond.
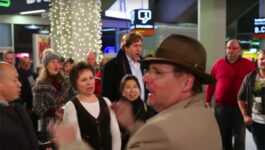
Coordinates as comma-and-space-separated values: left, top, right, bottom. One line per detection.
206, 39, 256, 150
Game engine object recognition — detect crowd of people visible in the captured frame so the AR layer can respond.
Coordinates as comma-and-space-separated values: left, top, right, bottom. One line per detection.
0, 32, 264, 150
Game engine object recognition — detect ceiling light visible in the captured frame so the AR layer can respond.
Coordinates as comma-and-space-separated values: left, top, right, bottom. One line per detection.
20, 9, 46, 15
25, 25, 40, 30
39, 30, 50, 34
102, 28, 116, 32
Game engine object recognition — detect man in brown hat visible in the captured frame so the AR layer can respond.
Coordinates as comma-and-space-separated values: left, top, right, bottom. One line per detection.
50, 34, 222, 150
111, 34, 222, 149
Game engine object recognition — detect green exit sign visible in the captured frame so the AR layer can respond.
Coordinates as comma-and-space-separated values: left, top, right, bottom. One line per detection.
0, 0, 10, 7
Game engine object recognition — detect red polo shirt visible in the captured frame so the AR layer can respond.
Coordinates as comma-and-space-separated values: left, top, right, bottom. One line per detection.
206, 57, 256, 106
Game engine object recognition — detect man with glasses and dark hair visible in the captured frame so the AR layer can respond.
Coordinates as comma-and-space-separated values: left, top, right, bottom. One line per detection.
206, 39, 256, 150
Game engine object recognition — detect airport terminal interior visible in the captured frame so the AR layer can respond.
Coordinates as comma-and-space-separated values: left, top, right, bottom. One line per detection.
1, 0, 265, 149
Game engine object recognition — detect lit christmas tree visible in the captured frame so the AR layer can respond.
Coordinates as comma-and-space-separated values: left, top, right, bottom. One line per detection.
49, 0, 103, 62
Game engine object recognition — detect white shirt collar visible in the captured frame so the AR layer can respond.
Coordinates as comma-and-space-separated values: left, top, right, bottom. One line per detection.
0, 100, 9, 107
126, 55, 138, 64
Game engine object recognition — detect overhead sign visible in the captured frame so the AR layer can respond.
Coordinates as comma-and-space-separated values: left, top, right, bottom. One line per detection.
130, 9, 154, 30
0, 0, 49, 14
104, 0, 149, 20
0, 0, 10, 7
253, 18, 265, 39
130, 9, 154, 35
26, 0, 50, 4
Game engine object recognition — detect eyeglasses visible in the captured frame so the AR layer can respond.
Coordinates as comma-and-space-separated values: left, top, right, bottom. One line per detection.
144, 68, 175, 79
22, 62, 31, 65
226, 47, 239, 50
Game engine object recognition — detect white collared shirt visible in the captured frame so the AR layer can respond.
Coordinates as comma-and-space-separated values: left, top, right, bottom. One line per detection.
126, 55, 145, 101
0, 99, 9, 107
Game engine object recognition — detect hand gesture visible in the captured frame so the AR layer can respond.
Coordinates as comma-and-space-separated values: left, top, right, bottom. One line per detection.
111, 101, 135, 129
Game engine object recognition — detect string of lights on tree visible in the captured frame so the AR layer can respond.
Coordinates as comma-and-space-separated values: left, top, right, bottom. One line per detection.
49, 0, 103, 62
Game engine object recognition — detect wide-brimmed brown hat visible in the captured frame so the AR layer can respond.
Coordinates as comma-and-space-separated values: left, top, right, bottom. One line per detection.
141, 34, 216, 84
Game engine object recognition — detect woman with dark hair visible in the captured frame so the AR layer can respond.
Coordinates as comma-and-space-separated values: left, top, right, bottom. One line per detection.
63, 61, 121, 150
119, 74, 156, 149
33, 52, 75, 143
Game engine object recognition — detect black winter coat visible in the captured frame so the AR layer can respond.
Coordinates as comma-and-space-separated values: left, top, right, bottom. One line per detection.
0, 103, 39, 150
101, 50, 147, 102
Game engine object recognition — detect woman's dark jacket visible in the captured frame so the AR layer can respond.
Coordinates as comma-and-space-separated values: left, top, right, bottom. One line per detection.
119, 96, 157, 149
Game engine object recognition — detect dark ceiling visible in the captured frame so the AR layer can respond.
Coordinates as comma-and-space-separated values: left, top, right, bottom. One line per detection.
148, 0, 260, 36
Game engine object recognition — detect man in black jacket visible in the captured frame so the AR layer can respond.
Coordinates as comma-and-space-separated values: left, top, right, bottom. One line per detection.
0, 62, 39, 150
17, 56, 38, 132
101, 32, 147, 102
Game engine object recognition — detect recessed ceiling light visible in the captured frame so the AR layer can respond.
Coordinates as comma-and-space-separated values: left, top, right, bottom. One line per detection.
25, 25, 40, 30
39, 30, 50, 34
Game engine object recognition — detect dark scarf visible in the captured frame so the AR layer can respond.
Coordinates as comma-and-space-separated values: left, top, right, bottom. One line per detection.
49, 75, 62, 92
120, 96, 147, 121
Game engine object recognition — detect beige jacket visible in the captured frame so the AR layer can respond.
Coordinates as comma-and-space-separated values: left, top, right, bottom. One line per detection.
126, 93, 222, 150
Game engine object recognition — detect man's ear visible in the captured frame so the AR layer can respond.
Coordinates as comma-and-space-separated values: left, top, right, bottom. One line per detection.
0, 82, 2, 92
124, 46, 128, 53
182, 74, 194, 92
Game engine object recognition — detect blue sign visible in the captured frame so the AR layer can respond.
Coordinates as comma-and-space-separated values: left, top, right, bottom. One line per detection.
253, 18, 265, 38
254, 18, 265, 34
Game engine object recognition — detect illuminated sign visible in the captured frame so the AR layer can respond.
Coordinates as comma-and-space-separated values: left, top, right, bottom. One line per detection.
105, 0, 149, 20
130, 9, 154, 30
26, 0, 50, 4
103, 46, 116, 54
0, 0, 49, 14
0, 0, 10, 7
253, 18, 265, 39
16, 52, 30, 58
138, 10, 152, 24
130, 9, 154, 35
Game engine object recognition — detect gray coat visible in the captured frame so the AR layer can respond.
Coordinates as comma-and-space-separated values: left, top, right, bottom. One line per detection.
238, 70, 258, 115
33, 79, 75, 142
